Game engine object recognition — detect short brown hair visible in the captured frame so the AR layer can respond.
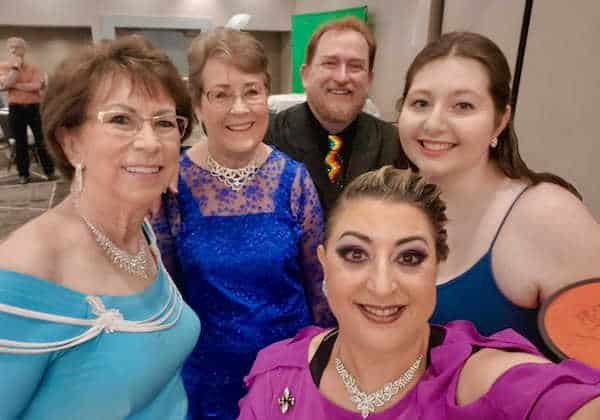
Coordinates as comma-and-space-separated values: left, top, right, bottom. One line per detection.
42, 35, 193, 179
187, 28, 271, 104
326, 166, 449, 262
305, 16, 376, 72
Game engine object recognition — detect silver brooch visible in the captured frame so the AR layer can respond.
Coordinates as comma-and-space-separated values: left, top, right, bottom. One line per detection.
277, 387, 295, 414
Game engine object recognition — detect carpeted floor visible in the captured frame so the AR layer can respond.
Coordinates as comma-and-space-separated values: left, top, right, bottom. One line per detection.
0, 144, 69, 240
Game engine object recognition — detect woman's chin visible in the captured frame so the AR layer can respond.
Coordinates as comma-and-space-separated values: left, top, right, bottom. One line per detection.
112, 188, 166, 213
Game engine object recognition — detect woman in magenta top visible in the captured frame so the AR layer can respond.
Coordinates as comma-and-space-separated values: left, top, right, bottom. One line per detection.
239, 167, 600, 419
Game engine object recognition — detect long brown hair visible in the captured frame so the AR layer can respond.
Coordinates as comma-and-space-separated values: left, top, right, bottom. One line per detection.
399, 31, 580, 198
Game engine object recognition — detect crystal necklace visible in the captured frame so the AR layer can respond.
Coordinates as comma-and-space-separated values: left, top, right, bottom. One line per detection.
81, 213, 149, 280
335, 353, 423, 419
205, 151, 259, 191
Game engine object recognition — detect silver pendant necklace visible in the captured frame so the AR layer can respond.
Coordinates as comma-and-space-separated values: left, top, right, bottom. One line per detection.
335, 353, 423, 419
81, 213, 149, 280
205, 151, 259, 191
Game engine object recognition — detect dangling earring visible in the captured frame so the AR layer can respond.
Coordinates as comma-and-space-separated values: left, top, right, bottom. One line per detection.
72, 162, 84, 194
490, 138, 498, 148
322, 279, 328, 297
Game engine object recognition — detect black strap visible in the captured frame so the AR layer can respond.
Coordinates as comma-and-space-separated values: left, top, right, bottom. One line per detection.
309, 326, 448, 387
309, 329, 338, 387
489, 185, 532, 251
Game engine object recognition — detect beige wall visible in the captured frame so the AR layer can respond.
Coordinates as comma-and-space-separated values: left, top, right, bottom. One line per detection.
0, 30, 284, 96
252, 32, 284, 94
1, 0, 437, 121
1, 1, 291, 94
112, 29, 285, 93
516, 1, 600, 219
293, 0, 435, 122
280, 32, 293, 93
442, 0, 525, 76
0, 0, 296, 38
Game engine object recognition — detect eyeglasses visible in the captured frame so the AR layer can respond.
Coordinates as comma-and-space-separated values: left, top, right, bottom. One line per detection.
204, 84, 267, 109
95, 110, 188, 140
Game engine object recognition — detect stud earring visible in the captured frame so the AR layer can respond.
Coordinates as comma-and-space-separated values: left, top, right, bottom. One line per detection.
490, 138, 498, 148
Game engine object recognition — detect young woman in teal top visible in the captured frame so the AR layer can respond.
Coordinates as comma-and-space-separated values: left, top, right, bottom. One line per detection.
397, 32, 600, 354
0, 36, 200, 419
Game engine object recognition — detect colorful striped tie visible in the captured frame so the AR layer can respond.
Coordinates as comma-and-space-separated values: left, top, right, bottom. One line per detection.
325, 134, 343, 182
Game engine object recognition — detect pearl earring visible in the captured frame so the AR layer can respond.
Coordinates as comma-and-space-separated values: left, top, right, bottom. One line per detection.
490, 138, 498, 148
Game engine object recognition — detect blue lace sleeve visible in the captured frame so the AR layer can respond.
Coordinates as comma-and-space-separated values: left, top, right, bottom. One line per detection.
150, 193, 184, 293
291, 165, 336, 327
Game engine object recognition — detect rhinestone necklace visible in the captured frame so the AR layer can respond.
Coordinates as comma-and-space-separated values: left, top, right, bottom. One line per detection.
335, 353, 423, 419
81, 214, 149, 280
205, 151, 259, 191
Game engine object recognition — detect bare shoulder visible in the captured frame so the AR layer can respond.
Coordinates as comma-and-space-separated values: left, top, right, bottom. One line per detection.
506, 181, 600, 254
0, 210, 71, 281
456, 347, 549, 406
493, 182, 600, 301
514, 182, 596, 225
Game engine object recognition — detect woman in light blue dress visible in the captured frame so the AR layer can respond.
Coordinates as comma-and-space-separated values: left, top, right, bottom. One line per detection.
0, 35, 200, 419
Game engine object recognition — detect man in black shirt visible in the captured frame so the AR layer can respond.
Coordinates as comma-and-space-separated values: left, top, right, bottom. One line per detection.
266, 17, 408, 214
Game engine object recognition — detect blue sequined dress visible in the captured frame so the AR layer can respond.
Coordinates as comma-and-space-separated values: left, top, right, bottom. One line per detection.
152, 149, 331, 420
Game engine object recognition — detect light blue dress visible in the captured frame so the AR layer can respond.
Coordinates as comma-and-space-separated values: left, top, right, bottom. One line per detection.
0, 230, 200, 419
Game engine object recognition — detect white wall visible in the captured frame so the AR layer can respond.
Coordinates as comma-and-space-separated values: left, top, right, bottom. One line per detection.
293, 0, 435, 121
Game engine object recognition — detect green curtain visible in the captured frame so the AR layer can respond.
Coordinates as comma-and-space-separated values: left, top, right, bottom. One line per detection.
291, 6, 367, 93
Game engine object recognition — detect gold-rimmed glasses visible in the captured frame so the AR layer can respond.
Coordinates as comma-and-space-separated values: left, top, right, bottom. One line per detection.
95, 110, 188, 140
203, 84, 267, 109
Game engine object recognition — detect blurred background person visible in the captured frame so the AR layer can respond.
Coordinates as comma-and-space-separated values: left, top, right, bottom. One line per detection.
0, 37, 55, 184
240, 167, 600, 419
0, 35, 199, 419
152, 28, 331, 420
396, 32, 600, 356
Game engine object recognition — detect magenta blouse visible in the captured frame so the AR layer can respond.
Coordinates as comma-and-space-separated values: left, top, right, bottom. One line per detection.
239, 321, 600, 419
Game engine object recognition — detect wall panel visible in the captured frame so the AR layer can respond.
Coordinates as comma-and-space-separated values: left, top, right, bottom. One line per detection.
516, 1, 600, 218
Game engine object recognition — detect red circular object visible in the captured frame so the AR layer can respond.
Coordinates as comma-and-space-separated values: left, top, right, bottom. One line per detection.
539, 278, 600, 367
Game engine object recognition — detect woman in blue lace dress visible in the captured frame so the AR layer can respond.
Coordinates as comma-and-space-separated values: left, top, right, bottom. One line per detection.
151, 28, 332, 420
